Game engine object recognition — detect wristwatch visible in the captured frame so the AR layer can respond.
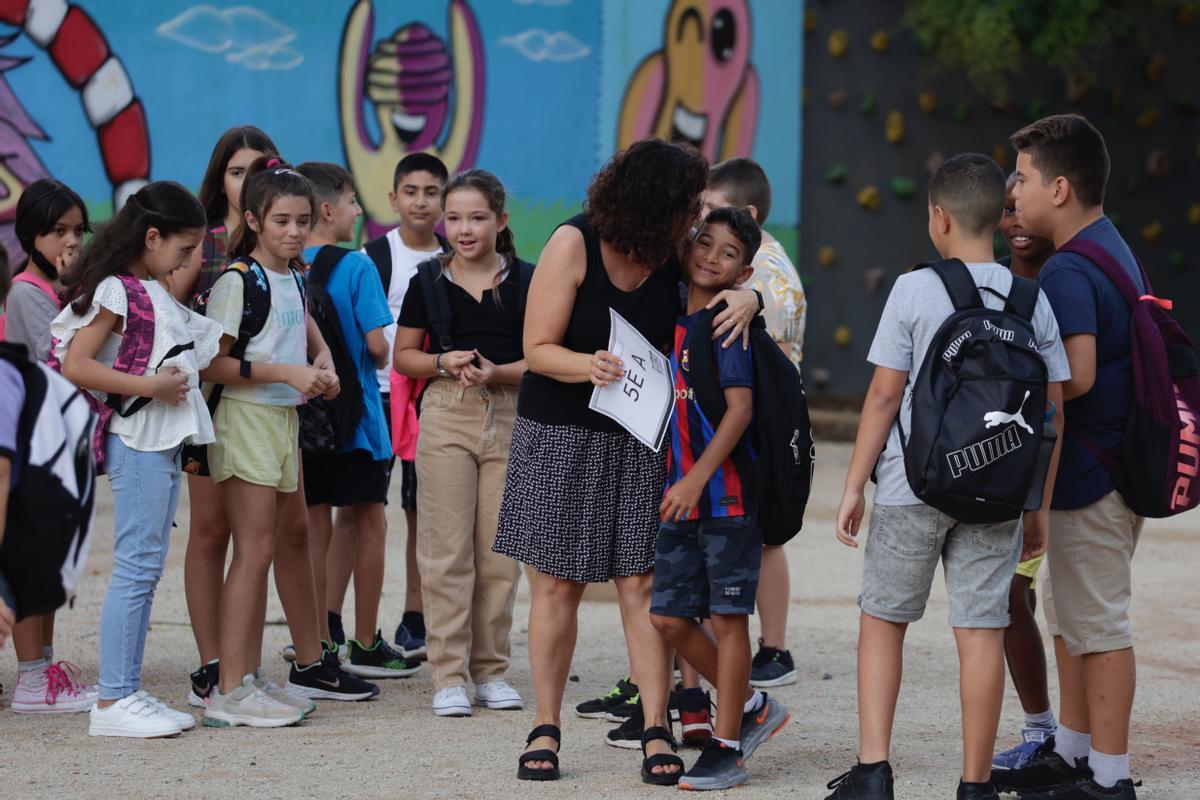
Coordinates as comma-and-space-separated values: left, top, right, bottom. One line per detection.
434, 352, 453, 379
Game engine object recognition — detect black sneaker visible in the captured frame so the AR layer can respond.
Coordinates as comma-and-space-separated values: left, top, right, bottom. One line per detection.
1024, 778, 1140, 799
958, 778, 1000, 799
345, 630, 422, 679
825, 760, 895, 800
606, 690, 642, 722
187, 661, 219, 708
678, 740, 748, 791
750, 639, 797, 687
739, 692, 791, 759
575, 677, 637, 719
993, 738, 1092, 795
393, 610, 427, 661
328, 610, 346, 646
604, 696, 644, 749
286, 656, 379, 701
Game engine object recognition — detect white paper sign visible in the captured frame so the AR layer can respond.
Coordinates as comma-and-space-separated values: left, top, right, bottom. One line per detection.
588, 308, 674, 452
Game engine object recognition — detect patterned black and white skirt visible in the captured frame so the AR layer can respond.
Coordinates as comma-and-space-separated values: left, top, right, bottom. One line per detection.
493, 416, 667, 583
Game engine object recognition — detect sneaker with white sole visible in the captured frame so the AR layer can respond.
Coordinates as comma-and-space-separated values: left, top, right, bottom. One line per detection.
474, 679, 524, 710
254, 668, 316, 718
89, 693, 183, 738
133, 690, 196, 731
285, 656, 379, 702
12, 661, 98, 713
202, 675, 303, 728
187, 661, 219, 708
433, 685, 473, 717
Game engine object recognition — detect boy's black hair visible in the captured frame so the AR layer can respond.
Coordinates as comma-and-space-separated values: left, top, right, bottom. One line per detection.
707, 157, 772, 226
296, 162, 355, 207
701, 206, 762, 266
928, 153, 1006, 237
1009, 113, 1109, 208
393, 153, 449, 191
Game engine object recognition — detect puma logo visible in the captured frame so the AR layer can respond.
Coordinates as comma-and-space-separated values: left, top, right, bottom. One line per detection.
983, 390, 1034, 435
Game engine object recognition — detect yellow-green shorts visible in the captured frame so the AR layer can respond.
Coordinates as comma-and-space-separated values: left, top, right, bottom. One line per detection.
1015, 554, 1044, 589
209, 397, 299, 493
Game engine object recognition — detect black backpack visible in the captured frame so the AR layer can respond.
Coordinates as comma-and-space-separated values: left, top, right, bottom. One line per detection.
686, 312, 815, 546
0, 342, 97, 619
414, 256, 535, 353
298, 246, 365, 456
900, 259, 1049, 524
365, 231, 450, 295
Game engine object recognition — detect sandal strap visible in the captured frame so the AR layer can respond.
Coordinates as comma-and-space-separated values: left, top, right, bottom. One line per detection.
643, 753, 684, 769
526, 724, 562, 746
519, 749, 560, 768
641, 725, 677, 753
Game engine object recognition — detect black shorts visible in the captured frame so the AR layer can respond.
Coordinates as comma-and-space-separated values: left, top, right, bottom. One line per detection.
650, 515, 763, 618
381, 392, 417, 512
302, 449, 390, 507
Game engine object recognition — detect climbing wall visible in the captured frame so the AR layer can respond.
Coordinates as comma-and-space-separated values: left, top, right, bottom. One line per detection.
801, 1, 1200, 394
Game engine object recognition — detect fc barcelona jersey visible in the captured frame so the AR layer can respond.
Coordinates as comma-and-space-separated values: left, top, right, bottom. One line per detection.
665, 312, 754, 520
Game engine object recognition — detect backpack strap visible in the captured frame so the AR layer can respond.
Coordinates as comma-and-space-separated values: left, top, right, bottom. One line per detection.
1056, 239, 1150, 310
89, 275, 155, 467
918, 258, 983, 311
435, 232, 451, 253
310, 245, 350, 288
515, 258, 535, 320
10, 271, 61, 310
365, 234, 392, 292
201, 260, 275, 416
685, 305, 729, 426
416, 257, 455, 353
1003, 274, 1040, 322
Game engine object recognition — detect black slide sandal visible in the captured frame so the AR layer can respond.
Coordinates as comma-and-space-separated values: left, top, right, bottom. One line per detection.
518, 724, 561, 781
641, 725, 684, 786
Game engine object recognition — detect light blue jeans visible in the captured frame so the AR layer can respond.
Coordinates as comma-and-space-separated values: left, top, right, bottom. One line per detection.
98, 435, 182, 701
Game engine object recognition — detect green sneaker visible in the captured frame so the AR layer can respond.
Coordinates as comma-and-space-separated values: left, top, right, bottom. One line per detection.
345, 630, 421, 679
575, 677, 637, 719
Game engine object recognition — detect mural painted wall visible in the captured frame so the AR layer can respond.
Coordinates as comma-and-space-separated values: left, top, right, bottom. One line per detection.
0, 0, 802, 264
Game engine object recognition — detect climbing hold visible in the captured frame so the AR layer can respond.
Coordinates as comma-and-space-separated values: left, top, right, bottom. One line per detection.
890, 177, 915, 200
1146, 149, 1171, 179
805, 8, 818, 33
917, 91, 937, 115
810, 367, 832, 388
1141, 221, 1163, 247
1136, 109, 1160, 132
925, 150, 945, 174
827, 89, 847, 111
992, 144, 1011, 170
870, 30, 890, 52
818, 246, 839, 268
828, 29, 849, 58
834, 326, 852, 348
1146, 53, 1167, 85
860, 90, 877, 115
824, 164, 848, 185
1188, 203, 1200, 226
1169, 250, 1184, 271
865, 267, 886, 294
1065, 77, 1091, 106
885, 111, 905, 144
857, 185, 881, 211
953, 100, 970, 122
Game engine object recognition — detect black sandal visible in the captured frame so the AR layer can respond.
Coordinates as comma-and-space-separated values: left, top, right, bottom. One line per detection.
517, 724, 561, 781
640, 725, 684, 786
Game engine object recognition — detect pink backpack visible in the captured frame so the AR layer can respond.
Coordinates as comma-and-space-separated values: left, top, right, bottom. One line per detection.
0, 271, 61, 341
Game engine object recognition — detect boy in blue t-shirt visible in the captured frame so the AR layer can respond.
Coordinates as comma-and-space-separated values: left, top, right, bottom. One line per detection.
998, 115, 1144, 799
649, 208, 790, 791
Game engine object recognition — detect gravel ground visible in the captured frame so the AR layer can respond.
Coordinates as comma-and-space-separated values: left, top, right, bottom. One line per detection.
0, 443, 1196, 799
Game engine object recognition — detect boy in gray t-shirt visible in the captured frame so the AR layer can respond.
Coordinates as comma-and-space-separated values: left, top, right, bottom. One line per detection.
825, 154, 1069, 800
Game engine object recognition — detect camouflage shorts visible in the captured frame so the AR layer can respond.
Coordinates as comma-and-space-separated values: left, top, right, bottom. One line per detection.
651, 515, 763, 618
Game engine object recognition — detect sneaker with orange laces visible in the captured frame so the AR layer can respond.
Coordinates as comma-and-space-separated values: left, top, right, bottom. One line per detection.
12, 661, 99, 713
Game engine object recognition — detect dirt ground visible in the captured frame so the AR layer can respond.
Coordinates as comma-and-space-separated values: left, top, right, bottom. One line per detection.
0, 443, 1196, 799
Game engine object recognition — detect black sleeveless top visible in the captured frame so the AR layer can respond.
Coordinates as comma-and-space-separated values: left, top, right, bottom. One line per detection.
518, 214, 681, 432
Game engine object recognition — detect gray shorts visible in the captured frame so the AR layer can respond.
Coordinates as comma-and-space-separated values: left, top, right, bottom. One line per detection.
859, 503, 1021, 629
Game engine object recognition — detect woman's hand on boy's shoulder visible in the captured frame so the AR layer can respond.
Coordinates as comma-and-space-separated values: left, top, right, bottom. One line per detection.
707, 288, 759, 350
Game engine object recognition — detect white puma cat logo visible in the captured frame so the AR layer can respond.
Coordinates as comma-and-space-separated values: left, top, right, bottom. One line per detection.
983, 390, 1034, 435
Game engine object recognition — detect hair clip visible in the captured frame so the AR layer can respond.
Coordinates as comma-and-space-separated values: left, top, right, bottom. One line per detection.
274, 168, 302, 177
265, 157, 282, 168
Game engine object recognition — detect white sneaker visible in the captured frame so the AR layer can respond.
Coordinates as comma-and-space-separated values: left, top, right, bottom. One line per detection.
474, 679, 524, 710
89, 694, 183, 738
254, 668, 316, 717
432, 685, 473, 717
11, 662, 98, 713
133, 690, 196, 731
203, 676, 303, 729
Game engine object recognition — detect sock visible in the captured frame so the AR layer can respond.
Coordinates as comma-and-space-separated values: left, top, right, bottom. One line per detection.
1024, 709, 1056, 730
1088, 750, 1130, 789
714, 736, 740, 751
206, 659, 219, 666
18, 657, 48, 674
402, 610, 425, 636
1053, 723, 1091, 765
42, 645, 53, 663
743, 690, 765, 714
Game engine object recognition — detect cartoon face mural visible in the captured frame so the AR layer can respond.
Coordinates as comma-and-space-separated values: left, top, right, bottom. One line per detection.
617, 0, 759, 162
338, 0, 485, 238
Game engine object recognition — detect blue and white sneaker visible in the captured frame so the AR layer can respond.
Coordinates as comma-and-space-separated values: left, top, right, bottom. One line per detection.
393, 612, 427, 662
992, 726, 1054, 771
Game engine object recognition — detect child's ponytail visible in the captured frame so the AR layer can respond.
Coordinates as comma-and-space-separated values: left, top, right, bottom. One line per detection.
227, 157, 317, 260
63, 181, 205, 314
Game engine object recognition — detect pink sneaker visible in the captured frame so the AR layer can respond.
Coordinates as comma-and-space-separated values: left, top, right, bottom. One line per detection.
11, 661, 99, 713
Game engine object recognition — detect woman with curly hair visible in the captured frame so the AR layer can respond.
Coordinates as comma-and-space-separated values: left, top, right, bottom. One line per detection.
494, 139, 761, 784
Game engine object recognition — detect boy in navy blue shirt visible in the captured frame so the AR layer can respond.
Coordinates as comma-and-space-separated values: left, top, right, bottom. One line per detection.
1000, 114, 1143, 799
649, 208, 790, 791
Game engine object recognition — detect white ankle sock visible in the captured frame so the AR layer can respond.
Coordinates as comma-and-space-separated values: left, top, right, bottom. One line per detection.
743, 690, 764, 714
1024, 709, 1056, 730
1088, 749, 1129, 788
18, 657, 47, 674
42, 645, 53, 663
714, 736, 740, 751
1053, 723, 1091, 765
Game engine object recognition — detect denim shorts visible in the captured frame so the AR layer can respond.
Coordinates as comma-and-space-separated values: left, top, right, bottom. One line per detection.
859, 503, 1020, 629
651, 515, 763, 618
